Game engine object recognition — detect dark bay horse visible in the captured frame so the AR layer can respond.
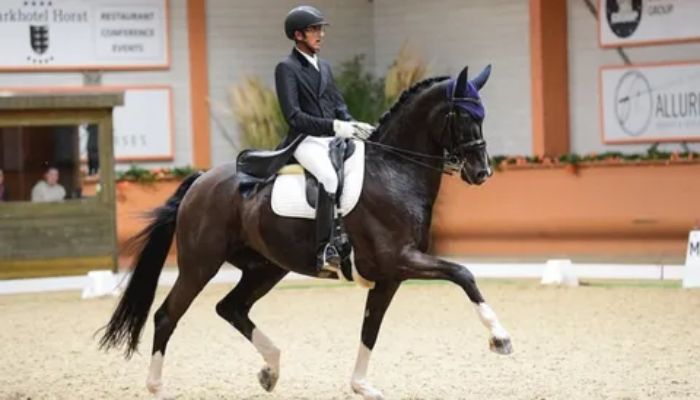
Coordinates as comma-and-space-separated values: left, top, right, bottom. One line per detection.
100, 65, 512, 400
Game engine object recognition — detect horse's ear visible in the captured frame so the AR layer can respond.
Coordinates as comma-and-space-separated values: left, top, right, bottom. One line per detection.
471, 64, 492, 91
455, 66, 469, 97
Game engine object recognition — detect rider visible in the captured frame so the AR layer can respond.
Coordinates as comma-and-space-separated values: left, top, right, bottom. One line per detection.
275, 5, 373, 273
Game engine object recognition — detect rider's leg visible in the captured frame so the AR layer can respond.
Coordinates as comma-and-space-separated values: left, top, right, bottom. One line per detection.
293, 136, 342, 271
315, 183, 341, 269
293, 136, 338, 193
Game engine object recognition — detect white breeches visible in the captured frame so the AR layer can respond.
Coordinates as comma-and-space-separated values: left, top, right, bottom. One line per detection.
293, 136, 338, 194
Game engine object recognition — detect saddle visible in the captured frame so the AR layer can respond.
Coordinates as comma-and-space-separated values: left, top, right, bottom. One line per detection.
236, 136, 358, 211
235, 135, 305, 196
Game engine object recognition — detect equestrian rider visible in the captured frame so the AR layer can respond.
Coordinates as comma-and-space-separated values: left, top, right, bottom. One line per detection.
275, 5, 373, 273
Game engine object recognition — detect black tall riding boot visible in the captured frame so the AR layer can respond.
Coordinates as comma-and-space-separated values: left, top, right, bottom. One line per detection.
315, 185, 342, 272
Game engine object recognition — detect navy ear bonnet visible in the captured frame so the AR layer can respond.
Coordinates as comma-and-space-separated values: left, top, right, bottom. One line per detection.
446, 65, 491, 122
446, 80, 485, 121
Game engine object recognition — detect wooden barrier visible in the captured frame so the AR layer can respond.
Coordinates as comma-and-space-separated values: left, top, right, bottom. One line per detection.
433, 162, 700, 263
0, 92, 123, 278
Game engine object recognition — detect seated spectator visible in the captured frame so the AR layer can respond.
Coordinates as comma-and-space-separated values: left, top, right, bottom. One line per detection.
31, 167, 66, 202
0, 169, 8, 202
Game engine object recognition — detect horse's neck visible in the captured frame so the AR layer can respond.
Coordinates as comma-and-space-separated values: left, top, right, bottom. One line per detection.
376, 89, 447, 160
367, 93, 448, 207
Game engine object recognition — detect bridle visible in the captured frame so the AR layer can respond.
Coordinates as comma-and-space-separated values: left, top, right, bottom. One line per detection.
442, 97, 486, 172
361, 85, 486, 175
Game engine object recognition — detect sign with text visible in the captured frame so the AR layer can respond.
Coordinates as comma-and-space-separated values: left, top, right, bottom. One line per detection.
600, 62, 700, 143
0, 0, 168, 70
683, 230, 700, 288
598, 0, 700, 47
110, 87, 173, 161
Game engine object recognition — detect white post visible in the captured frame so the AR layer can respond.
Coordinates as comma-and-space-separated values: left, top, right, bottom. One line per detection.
683, 230, 700, 289
81, 270, 120, 299
541, 259, 578, 287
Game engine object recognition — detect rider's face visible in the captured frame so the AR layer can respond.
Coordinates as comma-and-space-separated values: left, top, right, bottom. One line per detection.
295, 25, 325, 54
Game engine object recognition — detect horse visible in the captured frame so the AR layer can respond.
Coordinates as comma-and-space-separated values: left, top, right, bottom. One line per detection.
100, 64, 512, 400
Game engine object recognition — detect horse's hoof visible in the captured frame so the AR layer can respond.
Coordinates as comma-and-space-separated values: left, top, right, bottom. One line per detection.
146, 385, 174, 400
147, 380, 174, 399
257, 365, 279, 392
351, 380, 384, 400
489, 337, 513, 355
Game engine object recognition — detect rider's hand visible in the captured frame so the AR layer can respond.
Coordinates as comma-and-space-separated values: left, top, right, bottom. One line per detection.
351, 122, 375, 140
333, 120, 356, 138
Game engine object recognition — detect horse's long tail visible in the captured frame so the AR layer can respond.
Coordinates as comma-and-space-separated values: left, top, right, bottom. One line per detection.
99, 172, 202, 358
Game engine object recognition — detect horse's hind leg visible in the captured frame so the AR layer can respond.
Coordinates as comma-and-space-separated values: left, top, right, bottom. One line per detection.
147, 259, 223, 399
216, 251, 288, 392
398, 248, 512, 355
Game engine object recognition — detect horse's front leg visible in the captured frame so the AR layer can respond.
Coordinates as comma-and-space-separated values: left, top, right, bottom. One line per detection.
350, 280, 400, 400
399, 247, 512, 355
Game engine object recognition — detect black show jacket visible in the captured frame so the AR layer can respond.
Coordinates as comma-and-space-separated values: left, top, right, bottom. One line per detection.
275, 49, 353, 148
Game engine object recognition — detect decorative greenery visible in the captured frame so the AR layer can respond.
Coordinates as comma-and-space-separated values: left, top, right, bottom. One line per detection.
383, 42, 428, 107
229, 76, 287, 150
115, 165, 202, 183
170, 165, 200, 178
335, 55, 385, 123
116, 165, 157, 182
491, 149, 699, 172
335, 44, 428, 124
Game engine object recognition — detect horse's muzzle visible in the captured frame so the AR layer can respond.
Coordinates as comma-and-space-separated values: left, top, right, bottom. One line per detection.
461, 166, 491, 185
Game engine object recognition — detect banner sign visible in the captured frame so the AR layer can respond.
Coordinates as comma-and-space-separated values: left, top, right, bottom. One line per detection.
112, 87, 173, 161
0, 0, 169, 70
598, 0, 700, 47
600, 62, 700, 143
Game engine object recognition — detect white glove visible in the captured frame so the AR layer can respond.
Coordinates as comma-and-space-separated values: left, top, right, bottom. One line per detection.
351, 122, 375, 140
333, 119, 356, 138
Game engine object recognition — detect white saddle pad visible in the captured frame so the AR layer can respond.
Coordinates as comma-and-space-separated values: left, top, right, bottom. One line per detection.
271, 141, 364, 219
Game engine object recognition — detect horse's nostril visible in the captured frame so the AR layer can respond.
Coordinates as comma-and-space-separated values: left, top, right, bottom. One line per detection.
476, 170, 488, 180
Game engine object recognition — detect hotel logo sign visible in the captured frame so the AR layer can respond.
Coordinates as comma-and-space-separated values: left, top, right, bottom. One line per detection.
0, 0, 168, 70
30, 25, 49, 55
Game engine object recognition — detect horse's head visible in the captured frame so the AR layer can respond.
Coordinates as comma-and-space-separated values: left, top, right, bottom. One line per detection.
444, 65, 492, 185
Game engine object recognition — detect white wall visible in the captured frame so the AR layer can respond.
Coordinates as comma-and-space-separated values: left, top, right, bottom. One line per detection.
568, 0, 700, 154
373, 0, 532, 156
206, 0, 375, 166
0, 0, 193, 168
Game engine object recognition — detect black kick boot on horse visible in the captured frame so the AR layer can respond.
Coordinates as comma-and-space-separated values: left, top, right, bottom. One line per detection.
315, 185, 343, 272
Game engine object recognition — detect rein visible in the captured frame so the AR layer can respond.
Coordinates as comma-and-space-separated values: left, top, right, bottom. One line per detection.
361, 139, 454, 175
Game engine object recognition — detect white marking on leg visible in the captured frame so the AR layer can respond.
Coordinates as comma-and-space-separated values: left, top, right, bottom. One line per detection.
252, 327, 280, 370
146, 351, 172, 399
252, 328, 280, 391
474, 302, 510, 339
351, 343, 384, 400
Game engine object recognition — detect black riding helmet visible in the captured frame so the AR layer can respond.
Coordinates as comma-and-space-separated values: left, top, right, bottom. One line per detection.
284, 5, 329, 40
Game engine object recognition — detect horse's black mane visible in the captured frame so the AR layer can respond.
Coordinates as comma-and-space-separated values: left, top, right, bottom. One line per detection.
372, 75, 450, 138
